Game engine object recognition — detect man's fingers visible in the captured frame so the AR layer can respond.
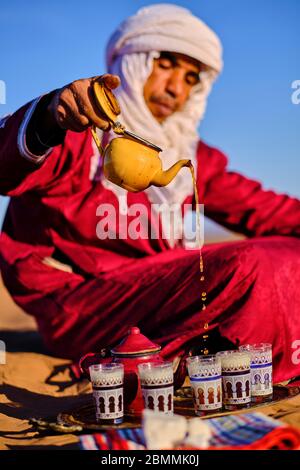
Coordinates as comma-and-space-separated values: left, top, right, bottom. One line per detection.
58, 102, 90, 132
101, 74, 121, 90
55, 88, 92, 132
50, 75, 121, 132
84, 105, 111, 131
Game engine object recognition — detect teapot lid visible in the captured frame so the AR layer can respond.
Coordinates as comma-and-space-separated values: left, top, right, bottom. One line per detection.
111, 327, 161, 357
93, 80, 120, 124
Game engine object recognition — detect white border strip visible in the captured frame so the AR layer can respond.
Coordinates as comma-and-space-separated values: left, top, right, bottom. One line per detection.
17, 97, 52, 164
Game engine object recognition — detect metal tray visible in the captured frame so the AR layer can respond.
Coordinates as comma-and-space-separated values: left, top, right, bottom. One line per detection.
57, 384, 300, 431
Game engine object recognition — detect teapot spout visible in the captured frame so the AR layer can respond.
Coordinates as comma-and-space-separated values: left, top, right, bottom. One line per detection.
151, 159, 191, 187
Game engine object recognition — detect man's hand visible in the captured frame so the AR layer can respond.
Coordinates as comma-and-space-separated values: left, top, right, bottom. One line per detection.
48, 74, 121, 132
27, 74, 121, 156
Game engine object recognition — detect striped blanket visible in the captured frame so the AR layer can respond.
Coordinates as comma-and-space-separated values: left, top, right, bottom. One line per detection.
80, 412, 300, 450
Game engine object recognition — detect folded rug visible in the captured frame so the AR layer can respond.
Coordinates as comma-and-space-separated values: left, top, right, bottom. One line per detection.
202, 413, 300, 450
79, 412, 300, 451
80, 428, 146, 450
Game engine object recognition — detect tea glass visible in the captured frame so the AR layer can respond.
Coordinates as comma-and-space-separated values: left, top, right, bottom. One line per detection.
138, 362, 174, 414
186, 355, 222, 415
89, 363, 124, 424
216, 350, 251, 411
239, 343, 273, 402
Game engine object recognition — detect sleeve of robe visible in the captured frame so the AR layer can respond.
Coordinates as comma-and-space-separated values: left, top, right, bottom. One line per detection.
0, 98, 88, 197
198, 141, 300, 238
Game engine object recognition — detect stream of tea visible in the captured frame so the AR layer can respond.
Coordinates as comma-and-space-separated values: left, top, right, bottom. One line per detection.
189, 164, 209, 355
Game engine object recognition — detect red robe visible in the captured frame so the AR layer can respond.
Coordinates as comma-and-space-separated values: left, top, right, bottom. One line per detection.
1, 100, 300, 382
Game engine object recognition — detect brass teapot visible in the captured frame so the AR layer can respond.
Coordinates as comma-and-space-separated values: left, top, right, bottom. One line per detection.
91, 81, 191, 192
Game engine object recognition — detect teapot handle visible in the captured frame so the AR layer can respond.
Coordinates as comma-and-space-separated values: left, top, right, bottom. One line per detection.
79, 351, 108, 377
173, 354, 188, 391
91, 126, 105, 155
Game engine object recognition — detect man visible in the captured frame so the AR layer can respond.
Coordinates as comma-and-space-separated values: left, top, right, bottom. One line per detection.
0, 4, 299, 382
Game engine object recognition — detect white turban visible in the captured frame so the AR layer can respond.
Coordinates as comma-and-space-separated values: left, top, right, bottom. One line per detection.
106, 4, 223, 75
97, 4, 223, 245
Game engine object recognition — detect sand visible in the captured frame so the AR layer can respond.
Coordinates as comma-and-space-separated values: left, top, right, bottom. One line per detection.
0, 276, 36, 331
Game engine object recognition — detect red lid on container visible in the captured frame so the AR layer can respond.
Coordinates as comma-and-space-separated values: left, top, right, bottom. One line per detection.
111, 327, 161, 356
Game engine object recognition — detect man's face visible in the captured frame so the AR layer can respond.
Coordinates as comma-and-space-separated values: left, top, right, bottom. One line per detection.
143, 52, 201, 122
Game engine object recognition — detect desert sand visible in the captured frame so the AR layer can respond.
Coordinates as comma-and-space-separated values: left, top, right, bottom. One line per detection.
0, 276, 36, 331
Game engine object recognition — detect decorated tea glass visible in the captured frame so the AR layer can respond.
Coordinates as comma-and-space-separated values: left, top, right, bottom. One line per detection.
239, 343, 273, 402
216, 350, 251, 411
89, 363, 124, 424
186, 355, 222, 415
138, 362, 174, 414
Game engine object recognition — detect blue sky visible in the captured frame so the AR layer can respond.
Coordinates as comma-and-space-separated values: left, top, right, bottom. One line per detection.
0, 0, 299, 229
